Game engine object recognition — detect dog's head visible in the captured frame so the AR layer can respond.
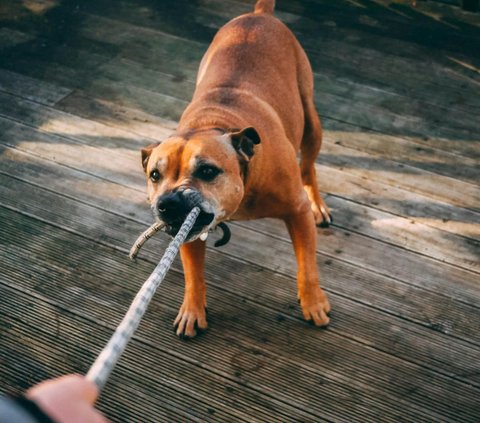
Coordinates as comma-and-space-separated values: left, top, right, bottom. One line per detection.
141, 127, 261, 242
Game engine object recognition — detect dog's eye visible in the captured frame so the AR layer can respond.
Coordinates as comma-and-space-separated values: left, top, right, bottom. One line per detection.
150, 170, 161, 182
194, 165, 222, 182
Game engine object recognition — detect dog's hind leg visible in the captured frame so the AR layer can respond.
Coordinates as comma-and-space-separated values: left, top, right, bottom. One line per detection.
284, 207, 331, 326
300, 102, 331, 227
297, 55, 332, 227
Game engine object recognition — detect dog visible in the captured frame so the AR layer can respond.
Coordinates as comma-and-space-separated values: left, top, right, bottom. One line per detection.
141, 0, 331, 338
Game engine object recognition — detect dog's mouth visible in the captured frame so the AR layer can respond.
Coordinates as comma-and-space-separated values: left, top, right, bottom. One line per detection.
163, 209, 215, 240
152, 187, 224, 243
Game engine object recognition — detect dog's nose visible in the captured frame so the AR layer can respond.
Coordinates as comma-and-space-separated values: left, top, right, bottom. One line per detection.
156, 191, 188, 221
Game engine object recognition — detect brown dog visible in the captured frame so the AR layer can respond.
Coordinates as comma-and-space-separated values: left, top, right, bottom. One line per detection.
141, 0, 331, 337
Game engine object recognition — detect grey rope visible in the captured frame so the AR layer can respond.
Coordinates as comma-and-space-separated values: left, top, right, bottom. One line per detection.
86, 207, 200, 392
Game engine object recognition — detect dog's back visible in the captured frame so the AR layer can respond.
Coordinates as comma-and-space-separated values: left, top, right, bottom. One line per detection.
181, 0, 311, 148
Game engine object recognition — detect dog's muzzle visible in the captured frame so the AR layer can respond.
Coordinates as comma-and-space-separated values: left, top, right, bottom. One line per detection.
153, 187, 215, 240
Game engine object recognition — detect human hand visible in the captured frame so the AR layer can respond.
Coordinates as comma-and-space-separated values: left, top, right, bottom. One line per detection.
26, 374, 108, 423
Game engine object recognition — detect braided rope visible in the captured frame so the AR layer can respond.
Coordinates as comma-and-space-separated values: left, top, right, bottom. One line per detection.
129, 221, 165, 260
86, 207, 200, 391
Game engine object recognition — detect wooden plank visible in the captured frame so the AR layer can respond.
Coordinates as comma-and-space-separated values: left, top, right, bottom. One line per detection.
0, 27, 34, 49
51, 89, 178, 139
1, 208, 479, 422
317, 165, 480, 239
0, 85, 169, 148
244, 215, 480, 307
372, 0, 480, 32
0, 116, 145, 190
315, 90, 480, 159
0, 68, 72, 106
321, 119, 479, 185
263, 193, 479, 270
0, 27, 110, 71
2, 144, 478, 309
0, 56, 189, 122
0, 69, 177, 142
264, 0, 480, 60
319, 137, 480, 211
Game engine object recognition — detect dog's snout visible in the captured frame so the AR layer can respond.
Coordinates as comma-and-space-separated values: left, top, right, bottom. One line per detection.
155, 189, 215, 238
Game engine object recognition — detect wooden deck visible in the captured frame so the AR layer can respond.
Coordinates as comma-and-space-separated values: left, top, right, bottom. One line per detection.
1, 0, 479, 421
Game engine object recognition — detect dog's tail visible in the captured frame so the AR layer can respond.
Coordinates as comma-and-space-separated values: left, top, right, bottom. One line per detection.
254, 0, 275, 14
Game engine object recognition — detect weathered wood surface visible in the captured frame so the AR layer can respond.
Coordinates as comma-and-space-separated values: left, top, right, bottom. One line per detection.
0, 0, 479, 422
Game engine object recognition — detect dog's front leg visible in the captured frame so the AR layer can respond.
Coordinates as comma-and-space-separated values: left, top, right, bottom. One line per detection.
284, 208, 331, 327
174, 238, 208, 338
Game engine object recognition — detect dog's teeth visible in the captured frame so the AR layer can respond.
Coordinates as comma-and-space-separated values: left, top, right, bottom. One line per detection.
200, 232, 209, 241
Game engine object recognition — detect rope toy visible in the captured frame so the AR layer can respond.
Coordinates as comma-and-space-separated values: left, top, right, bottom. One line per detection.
86, 207, 200, 392
129, 221, 165, 260
129, 219, 231, 260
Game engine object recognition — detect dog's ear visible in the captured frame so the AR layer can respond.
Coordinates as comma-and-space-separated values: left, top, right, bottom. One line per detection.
141, 143, 160, 171
229, 127, 261, 162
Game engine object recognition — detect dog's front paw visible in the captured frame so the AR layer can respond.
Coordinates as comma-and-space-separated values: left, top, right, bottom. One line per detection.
174, 303, 208, 339
299, 287, 331, 327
